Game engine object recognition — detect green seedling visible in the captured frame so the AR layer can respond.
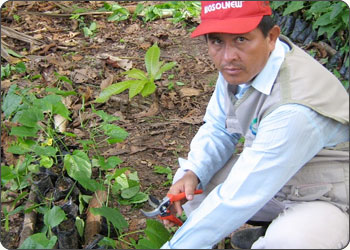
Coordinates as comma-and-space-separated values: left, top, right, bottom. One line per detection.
136, 219, 171, 249
83, 22, 98, 38
90, 206, 128, 236
96, 43, 176, 102
153, 165, 173, 186
19, 206, 66, 249
1, 61, 26, 80
108, 170, 149, 205
99, 2, 130, 22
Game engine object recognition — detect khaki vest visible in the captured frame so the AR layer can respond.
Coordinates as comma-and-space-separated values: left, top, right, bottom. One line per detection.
224, 36, 349, 219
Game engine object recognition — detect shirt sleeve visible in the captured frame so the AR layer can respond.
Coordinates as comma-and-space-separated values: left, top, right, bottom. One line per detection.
178, 73, 240, 188
162, 104, 349, 249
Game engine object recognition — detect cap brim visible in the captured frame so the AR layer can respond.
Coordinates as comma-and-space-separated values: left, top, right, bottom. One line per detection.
191, 16, 263, 38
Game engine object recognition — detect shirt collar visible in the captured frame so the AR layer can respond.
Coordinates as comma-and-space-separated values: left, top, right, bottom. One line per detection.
250, 38, 289, 95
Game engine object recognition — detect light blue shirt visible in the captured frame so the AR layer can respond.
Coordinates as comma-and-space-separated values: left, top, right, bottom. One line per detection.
161, 39, 349, 249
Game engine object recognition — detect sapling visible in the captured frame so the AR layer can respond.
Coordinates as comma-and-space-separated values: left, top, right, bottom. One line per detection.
96, 43, 176, 102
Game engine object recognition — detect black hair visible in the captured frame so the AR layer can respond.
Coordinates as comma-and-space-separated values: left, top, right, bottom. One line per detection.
257, 15, 275, 37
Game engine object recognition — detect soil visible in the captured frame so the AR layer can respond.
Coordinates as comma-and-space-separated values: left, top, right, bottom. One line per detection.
1, 2, 346, 249
1, 1, 219, 249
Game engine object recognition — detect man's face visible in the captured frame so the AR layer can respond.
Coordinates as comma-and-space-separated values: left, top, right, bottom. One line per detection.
207, 27, 279, 85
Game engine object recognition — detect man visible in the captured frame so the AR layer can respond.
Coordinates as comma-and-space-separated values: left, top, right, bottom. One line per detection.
161, 1, 349, 249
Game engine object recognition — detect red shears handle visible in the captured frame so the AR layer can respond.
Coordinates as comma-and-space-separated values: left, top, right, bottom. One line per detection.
160, 214, 184, 226
160, 189, 203, 226
167, 189, 203, 202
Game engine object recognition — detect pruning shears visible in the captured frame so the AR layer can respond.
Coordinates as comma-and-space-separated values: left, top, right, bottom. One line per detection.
141, 190, 203, 226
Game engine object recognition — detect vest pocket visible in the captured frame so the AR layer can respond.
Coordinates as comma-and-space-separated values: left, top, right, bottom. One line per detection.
225, 116, 241, 134
280, 158, 348, 211
286, 183, 333, 201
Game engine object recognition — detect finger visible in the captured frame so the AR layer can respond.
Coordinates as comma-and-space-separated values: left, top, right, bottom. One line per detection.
184, 182, 196, 201
173, 200, 183, 216
163, 219, 175, 228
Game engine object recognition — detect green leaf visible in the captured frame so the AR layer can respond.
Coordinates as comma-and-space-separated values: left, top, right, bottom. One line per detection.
53, 102, 71, 120
136, 219, 170, 249
2, 84, 22, 119
93, 110, 120, 122
99, 156, 123, 170
106, 167, 129, 182
40, 156, 54, 168
140, 81, 156, 97
129, 80, 148, 99
75, 175, 105, 192
7, 145, 31, 155
45, 87, 77, 97
44, 206, 66, 228
95, 80, 132, 103
155, 61, 176, 80
89, 22, 97, 31
18, 109, 44, 127
75, 216, 85, 237
10, 126, 39, 137
283, 1, 304, 16
145, 43, 161, 78
64, 150, 92, 181
19, 233, 57, 249
270, 1, 286, 10
121, 185, 139, 199
144, 219, 171, 245
330, 2, 344, 19
341, 11, 349, 26
116, 173, 129, 189
7, 139, 36, 155
128, 192, 149, 204
7, 49, 24, 58
313, 12, 332, 28
108, 8, 130, 21
83, 27, 93, 37
98, 237, 117, 248
54, 72, 73, 85
90, 206, 128, 232
33, 145, 57, 157
41, 94, 67, 115
123, 68, 148, 80
308, 1, 331, 15
101, 124, 129, 142
153, 165, 172, 175
1, 165, 16, 185
15, 62, 26, 73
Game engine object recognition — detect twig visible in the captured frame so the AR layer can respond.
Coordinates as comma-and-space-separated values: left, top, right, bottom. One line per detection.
19, 186, 37, 246
23, 11, 114, 18
84, 190, 108, 246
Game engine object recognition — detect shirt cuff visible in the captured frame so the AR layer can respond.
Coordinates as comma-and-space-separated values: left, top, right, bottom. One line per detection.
161, 241, 171, 249
178, 157, 208, 189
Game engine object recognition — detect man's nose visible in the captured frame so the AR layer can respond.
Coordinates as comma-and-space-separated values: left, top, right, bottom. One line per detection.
222, 44, 239, 63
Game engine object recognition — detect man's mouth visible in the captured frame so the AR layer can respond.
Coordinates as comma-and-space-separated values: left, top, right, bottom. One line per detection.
222, 67, 243, 76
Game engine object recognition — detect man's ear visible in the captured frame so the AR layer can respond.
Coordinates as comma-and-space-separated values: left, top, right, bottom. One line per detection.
268, 25, 281, 51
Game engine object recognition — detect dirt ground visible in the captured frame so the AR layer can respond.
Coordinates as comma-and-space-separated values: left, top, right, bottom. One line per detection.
2, 1, 346, 249
1, 1, 223, 249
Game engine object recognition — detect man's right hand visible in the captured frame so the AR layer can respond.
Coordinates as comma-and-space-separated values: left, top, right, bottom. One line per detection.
163, 170, 199, 227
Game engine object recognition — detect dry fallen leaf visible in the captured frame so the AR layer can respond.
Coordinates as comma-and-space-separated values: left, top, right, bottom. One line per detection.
125, 23, 140, 34
100, 74, 114, 90
134, 101, 159, 118
71, 68, 90, 83
98, 53, 132, 71
179, 87, 201, 97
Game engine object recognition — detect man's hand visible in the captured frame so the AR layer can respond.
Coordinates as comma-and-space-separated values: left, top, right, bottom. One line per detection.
163, 170, 199, 227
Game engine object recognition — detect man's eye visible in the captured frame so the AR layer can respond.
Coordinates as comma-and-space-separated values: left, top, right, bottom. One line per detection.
209, 38, 222, 45
236, 37, 246, 42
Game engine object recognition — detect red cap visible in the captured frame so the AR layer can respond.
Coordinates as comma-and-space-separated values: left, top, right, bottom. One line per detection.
191, 1, 272, 38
